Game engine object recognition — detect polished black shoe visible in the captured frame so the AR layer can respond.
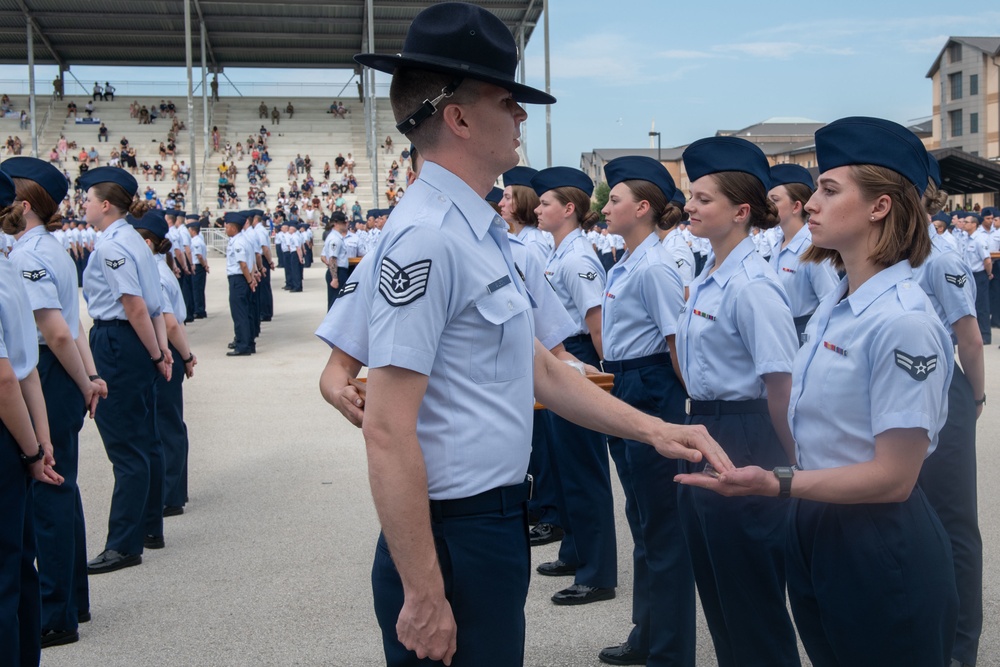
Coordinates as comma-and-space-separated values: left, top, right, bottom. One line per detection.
227, 341, 235, 349
551, 584, 616, 606
529, 522, 564, 547
87, 549, 141, 574
41, 628, 79, 648
78, 611, 91, 624
144, 535, 165, 549
226, 350, 251, 357
194, 313, 207, 319
183, 318, 194, 324
163, 505, 184, 517
599, 642, 647, 665
536, 559, 577, 577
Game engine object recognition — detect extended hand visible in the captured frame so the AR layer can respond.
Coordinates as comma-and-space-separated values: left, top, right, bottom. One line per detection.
674, 465, 775, 497
648, 422, 734, 473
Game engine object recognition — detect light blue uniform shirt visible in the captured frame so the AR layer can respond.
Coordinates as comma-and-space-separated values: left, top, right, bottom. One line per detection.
768, 225, 840, 318
253, 223, 270, 253
515, 225, 552, 266
315, 254, 373, 365
790, 261, 952, 469
190, 232, 207, 265
10, 225, 81, 344
965, 228, 990, 273
602, 233, 685, 361
545, 227, 606, 336
660, 227, 696, 286
82, 219, 163, 321
509, 234, 575, 351
155, 254, 186, 322
226, 234, 249, 276
913, 232, 977, 341
322, 229, 349, 268
677, 236, 797, 400
366, 161, 535, 500
0, 255, 39, 380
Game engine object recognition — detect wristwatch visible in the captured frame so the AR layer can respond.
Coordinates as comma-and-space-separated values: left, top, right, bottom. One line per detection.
975, 395, 986, 406
20, 444, 44, 468
773, 466, 795, 499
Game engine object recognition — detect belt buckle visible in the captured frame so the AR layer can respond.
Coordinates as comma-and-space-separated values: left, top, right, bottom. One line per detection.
685, 398, 692, 416
599, 360, 606, 373
526, 474, 534, 501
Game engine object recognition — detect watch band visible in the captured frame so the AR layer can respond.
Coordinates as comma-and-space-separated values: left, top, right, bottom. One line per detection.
773, 467, 794, 499
20, 444, 44, 467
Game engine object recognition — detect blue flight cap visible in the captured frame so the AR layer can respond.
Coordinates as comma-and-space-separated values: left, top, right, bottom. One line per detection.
682, 136, 771, 191
185, 220, 201, 229
981, 207, 997, 217
671, 190, 686, 208
0, 157, 69, 204
330, 211, 347, 223
247, 209, 263, 218
223, 211, 247, 225
530, 167, 594, 197
486, 186, 504, 204
769, 163, 814, 190
964, 212, 982, 224
185, 213, 200, 221
931, 211, 951, 224
380, 209, 392, 217
0, 171, 14, 207
366, 209, 378, 219
174, 210, 186, 218
603, 155, 677, 202
78, 167, 138, 197
502, 166, 538, 188
814, 116, 928, 195
127, 209, 169, 239
927, 154, 941, 188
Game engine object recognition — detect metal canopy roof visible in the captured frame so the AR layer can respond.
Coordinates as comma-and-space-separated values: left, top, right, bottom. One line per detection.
931, 148, 1000, 195
0, 0, 543, 70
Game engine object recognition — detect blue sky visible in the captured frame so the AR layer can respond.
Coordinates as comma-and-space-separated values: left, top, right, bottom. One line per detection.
1, 1, 998, 169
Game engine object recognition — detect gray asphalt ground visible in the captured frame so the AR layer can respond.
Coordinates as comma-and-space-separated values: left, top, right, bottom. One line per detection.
41, 261, 1000, 667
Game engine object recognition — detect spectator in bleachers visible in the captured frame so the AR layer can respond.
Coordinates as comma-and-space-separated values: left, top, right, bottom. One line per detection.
153, 161, 164, 181
233, 141, 243, 161
226, 162, 237, 182
76, 147, 87, 163
144, 186, 156, 201
92, 82, 103, 100
84, 100, 94, 118
170, 117, 185, 134
212, 126, 220, 153
86, 146, 99, 164
124, 147, 138, 174
383, 135, 393, 154
210, 75, 219, 101
149, 106, 159, 123
57, 135, 68, 160
170, 160, 180, 183
178, 161, 189, 193
334, 153, 345, 173
286, 102, 294, 119
251, 145, 260, 163
271, 107, 280, 125
346, 174, 357, 193
104, 82, 115, 101
345, 153, 355, 174
98, 122, 109, 142
66, 100, 77, 117
258, 101, 268, 119
129, 101, 138, 118
304, 155, 312, 176
167, 100, 176, 117
260, 148, 270, 165
141, 160, 152, 178
159, 142, 168, 160
19, 109, 28, 130
258, 124, 268, 140
139, 105, 150, 124
322, 161, 331, 180
48, 146, 59, 163
108, 149, 120, 168
166, 139, 176, 157
352, 201, 362, 223
53, 76, 63, 99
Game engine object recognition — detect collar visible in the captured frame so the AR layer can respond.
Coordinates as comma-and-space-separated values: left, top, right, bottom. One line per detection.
553, 227, 584, 260
845, 260, 913, 316
782, 224, 811, 253
612, 233, 659, 279
418, 161, 498, 241
13, 224, 46, 248
104, 218, 127, 237
704, 235, 756, 289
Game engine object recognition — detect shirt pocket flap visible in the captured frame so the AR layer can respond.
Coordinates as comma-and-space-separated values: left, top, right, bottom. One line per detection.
474, 285, 531, 325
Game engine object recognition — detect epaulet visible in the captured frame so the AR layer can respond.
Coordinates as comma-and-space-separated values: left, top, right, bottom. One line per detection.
895, 279, 926, 311
742, 253, 768, 280
406, 186, 451, 231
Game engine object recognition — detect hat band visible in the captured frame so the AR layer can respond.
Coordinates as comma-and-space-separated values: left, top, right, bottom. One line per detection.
398, 52, 516, 83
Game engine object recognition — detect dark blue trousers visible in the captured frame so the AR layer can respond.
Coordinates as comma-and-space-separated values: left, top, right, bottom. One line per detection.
973, 271, 990, 344
180, 271, 195, 322
0, 425, 41, 667
919, 365, 982, 665
33, 347, 89, 633
372, 504, 530, 666
545, 336, 617, 588
678, 412, 799, 667
259, 264, 273, 320
192, 264, 207, 317
326, 267, 349, 311
990, 260, 1000, 327
289, 254, 303, 291
281, 250, 291, 288
611, 362, 695, 666
249, 272, 261, 339
90, 321, 161, 555
527, 410, 560, 526
787, 492, 957, 666
228, 275, 252, 354
159, 344, 189, 510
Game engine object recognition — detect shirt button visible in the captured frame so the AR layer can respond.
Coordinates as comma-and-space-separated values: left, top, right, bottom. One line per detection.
438, 195, 447, 203
507, 301, 513, 310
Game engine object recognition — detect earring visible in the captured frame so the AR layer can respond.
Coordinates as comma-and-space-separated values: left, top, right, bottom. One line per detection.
870, 216, 875, 221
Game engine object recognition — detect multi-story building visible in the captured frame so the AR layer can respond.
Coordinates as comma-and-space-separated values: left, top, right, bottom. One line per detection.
927, 37, 1000, 160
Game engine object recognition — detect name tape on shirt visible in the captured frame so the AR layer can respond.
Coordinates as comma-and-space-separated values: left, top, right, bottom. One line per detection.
338, 282, 357, 297
378, 257, 432, 306
894, 349, 938, 381
21, 268, 47, 282
578, 271, 598, 281
944, 273, 967, 288
105, 258, 126, 270
487, 275, 512, 293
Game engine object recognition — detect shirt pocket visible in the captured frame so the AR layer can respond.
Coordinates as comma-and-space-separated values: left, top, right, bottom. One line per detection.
469, 284, 532, 384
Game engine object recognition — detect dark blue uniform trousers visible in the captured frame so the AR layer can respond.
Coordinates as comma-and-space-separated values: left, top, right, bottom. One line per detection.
678, 412, 799, 667
372, 501, 530, 666
228, 275, 253, 354
787, 492, 957, 666
990, 260, 1000, 327
160, 345, 189, 510
527, 410, 560, 526
0, 426, 41, 667
919, 365, 982, 666
973, 271, 990, 343
289, 255, 303, 291
325, 267, 350, 311
544, 335, 617, 588
33, 347, 89, 633
610, 361, 695, 666
259, 264, 273, 320
249, 271, 261, 339
180, 271, 195, 322
90, 321, 162, 555
192, 264, 207, 317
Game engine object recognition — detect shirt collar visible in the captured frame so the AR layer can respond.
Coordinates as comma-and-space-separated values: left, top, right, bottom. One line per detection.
553, 227, 584, 259
614, 232, 659, 277
845, 260, 913, 316
418, 161, 498, 241
104, 218, 127, 236
704, 235, 756, 288
783, 224, 811, 252
13, 224, 46, 248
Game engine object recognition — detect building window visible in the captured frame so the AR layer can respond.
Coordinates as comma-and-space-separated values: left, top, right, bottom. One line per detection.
970, 113, 979, 134
949, 110, 963, 137
949, 72, 963, 100
970, 74, 978, 95
949, 42, 962, 63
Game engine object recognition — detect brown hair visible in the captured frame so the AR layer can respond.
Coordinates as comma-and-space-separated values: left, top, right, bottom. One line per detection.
712, 172, 780, 231
508, 184, 540, 227
803, 164, 930, 269
0, 178, 63, 234
136, 226, 175, 272
781, 182, 814, 221
550, 186, 600, 232
389, 68, 481, 149
922, 178, 948, 216
622, 179, 684, 231
88, 181, 143, 217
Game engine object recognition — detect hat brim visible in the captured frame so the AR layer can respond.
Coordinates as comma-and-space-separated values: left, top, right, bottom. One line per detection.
354, 53, 556, 105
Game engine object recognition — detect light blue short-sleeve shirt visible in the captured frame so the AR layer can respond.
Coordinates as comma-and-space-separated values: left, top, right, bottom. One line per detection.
913, 233, 977, 340
10, 226, 81, 344
544, 227, 606, 336
82, 219, 163, 321
661, 227, 696, 286
0, 255, 39, 379
156, 254, 186, 321
769, 225, 841, 318
509, 234, 575, 351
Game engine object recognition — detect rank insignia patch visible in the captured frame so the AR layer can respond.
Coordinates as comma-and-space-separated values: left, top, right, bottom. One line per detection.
378, 257, 432, 306
338, 282, 357, 297
894, 349, 938, 381
578, 271, 598, 281
944, 273, 967, 288
105, 258, 126, 270
21, 269, 47, 282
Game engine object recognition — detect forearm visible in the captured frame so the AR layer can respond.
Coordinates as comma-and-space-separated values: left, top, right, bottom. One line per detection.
0, 363, 40, 455
19, 369, 51, 445
319, 348, 363, 406
121, 294, 161, 357
584, 307, 603, 360
164, 313, 191, 358
75, 321, 99, 376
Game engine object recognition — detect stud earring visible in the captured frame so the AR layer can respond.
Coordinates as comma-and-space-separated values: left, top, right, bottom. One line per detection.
870, 216, 875, 221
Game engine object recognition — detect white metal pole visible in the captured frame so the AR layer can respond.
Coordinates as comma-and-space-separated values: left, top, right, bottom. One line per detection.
185, 0, 198, 211
27, 20, 37, 157
201, 20, 209, 164
543, 0, 551, 168
367, 0, 379, 208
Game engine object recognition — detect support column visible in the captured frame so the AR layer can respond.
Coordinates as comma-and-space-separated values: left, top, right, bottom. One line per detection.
519, 26, 528, 164
201, 20, 209, 164
184, 0, 198, 212
27, 19, 37, 157
366, 0, 379, 208
543, 0, 552, 168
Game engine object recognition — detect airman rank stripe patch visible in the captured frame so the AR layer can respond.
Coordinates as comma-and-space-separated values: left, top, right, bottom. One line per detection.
578, 271, 598, 281
945, 273, 967, 287
823, 341, 847, 357
106, 258, 126, 270
378, 257, 432, 307
338, 282, 357, 297
22, 269, 47, 282
894, 349, 937, 381
693, 309, 716, 322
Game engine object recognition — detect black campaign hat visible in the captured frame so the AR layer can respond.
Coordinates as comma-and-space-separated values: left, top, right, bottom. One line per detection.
355, 3, 555, 121
1, 157, 69, 205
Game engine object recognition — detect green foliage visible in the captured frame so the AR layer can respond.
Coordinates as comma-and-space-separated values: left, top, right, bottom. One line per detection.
591, 181, 609, 221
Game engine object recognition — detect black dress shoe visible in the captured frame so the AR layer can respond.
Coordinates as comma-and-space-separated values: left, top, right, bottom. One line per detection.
227, 342, 235, 349
599, 642, 648, 665
529, 522, 564, 547
87, 549, 141, 575
551, 584, 616, 606
78, 611, 91, 624
163, 505, 184, 517
194, 313, 206, 319
41, 628, 79, 648
536, 559, 577, 577
144, 535, 165, 549
226, 350, 251, 357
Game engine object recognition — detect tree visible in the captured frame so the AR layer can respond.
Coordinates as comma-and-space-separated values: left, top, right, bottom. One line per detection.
591, 181, 609, 221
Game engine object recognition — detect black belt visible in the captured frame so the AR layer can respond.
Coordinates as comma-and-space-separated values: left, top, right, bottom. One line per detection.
602, 352, 671, 374
93, 319, 128, 328
792, 315, 812, 328
564, 333, 591, 344
429, 478, 532, 522
686, 398, 769, 416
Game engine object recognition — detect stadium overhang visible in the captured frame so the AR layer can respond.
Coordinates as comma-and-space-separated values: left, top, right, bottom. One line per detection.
930, 148, 1000, 194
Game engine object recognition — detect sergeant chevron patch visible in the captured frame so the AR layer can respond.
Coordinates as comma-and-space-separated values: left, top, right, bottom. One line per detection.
378, 257, 432, 306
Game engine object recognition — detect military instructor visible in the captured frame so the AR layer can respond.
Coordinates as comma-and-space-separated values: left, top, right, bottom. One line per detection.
353, 5, 731, 665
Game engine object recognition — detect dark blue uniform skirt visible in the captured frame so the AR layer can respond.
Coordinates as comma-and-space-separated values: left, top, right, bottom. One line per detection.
609, 358, 695, 666
678, 410, 799, 667
787, 491, 958, 666
90, 321, 162, 556
544, 335, 617, 589
0, 424, 41, 667
33, 346, 89, 633
918, 364, 982, 665
159, 344, 189, 511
